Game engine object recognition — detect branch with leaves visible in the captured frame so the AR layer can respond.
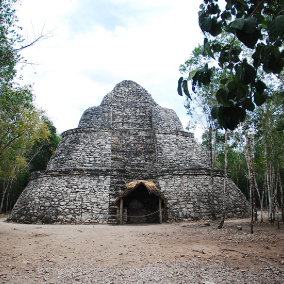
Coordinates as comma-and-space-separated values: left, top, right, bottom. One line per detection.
178, 0, 284, 130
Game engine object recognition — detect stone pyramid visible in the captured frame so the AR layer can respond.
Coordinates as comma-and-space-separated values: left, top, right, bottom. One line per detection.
9, 80, 249, 224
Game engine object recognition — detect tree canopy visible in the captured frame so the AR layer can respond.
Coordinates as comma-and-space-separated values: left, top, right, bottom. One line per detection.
178, 0, 284, 130
0, 0, 60, 212
0, 0, 21, 87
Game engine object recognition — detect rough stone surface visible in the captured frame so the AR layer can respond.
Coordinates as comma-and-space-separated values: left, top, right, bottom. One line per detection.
8, 80, 249, 224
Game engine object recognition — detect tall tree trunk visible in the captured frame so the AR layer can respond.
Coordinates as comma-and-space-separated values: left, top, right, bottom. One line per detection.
244, 130, 256, 234
218, 129, 228, 229
279, 168, 284, 222
208, 122, 216, 219
0, 177, 14, 213
254, 178, 263, 223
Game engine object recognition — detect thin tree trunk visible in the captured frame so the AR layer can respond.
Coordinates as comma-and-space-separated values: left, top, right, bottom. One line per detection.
0, 177, 15, 213
254, 178, 263, 223
0, 144, 45, 213
279, 168, 284, 222
208, 123, 216, 219
244, 130, 256, 234
218, 129, 228, 229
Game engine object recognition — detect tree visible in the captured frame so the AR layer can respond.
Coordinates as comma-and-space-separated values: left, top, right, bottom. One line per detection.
0, 0, 49, 88
181, 44, 237, 223
178, 0, 284, 130
0, 0, 20, 85
253, 91, 284, 222
1, 116, 60, 212
0, 86, 50, 213
0, 0, 56, 213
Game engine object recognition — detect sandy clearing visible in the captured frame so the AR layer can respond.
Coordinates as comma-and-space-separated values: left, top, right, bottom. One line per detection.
1, 215, 284, 283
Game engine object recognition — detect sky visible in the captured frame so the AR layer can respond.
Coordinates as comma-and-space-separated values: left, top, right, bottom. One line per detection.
16, 0, 205, 138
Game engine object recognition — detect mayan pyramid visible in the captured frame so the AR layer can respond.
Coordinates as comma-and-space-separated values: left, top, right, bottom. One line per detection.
8, 80, 249, 224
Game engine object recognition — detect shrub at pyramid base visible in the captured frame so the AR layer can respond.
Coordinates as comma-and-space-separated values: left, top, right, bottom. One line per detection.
8, 80, 249, 224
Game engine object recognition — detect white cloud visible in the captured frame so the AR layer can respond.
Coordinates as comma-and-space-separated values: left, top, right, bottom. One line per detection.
194, 122, 205, 143
16, 1, 204, 133
160, 101, 174, 109
180, 116, 189, 131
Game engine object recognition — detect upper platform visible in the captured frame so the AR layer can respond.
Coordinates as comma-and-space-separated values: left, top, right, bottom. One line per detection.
78, 80, 184, 133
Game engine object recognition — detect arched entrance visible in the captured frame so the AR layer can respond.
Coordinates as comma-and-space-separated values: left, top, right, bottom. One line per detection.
114, 180, 166, 224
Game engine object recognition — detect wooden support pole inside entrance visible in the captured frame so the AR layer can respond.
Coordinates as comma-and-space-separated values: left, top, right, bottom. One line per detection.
159, 198, 162, 224
119, 198, 123, 225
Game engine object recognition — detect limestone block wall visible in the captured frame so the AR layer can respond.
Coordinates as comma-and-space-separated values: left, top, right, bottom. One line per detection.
9, 174, 111, 224
100, 81, 157, 108
110, 93, 157, 170
78, 106, 112, 129
158, 174, 249, 221
47, 129, 112, 170
158, 175, 211, 221
211, 177, 250, 218
156, 132, 210, 171
152, 106, 184, 132
111, 129, 156, 170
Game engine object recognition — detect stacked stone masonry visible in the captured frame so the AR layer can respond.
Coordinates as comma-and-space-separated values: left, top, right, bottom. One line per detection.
9, 80, 249, 224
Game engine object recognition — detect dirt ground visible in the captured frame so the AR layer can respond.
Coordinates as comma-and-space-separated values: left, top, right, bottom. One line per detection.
1, 214, 284, 283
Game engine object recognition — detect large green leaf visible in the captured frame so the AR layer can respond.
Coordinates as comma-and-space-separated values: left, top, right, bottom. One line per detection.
227, 80, 236, 90
243, 17, 257, 34
235, 61, 256, 84
230, 16, 245, 30
255, 80, 267, 94
242, 97, 255, 112
243, 63, 256, 84
209, 18, 222, 36
182, 80, 191, 99
236, 28, 261, 49
218, 106, 246, 130
177, 77, 183, 96
235, 64, 243, 82
216, 88, 232, 107
199, 16, 212, 32
266, 47, 284, 74
254, 91, 268, 106
268, 15, 284, 37
211, 105, 219, 119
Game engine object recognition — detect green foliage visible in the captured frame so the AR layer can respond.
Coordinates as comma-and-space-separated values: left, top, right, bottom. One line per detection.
0, 85, 60, 212
1, 116, 60, 211
0, 0, 59, 212
27, 116, 60, 172
0, 0, 22, 86
179, 0, 284, 130
0, 86, 49, 179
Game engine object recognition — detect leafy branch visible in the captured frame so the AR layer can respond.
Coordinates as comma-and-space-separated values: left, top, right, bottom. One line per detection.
178, 0, 284, 130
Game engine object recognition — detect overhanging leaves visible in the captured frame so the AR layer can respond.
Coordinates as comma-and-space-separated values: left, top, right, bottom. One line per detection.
254, 91, 268, 106
243, 17, 257, 34
268, 15, 284, 37
216, 88, 232, 107
182, 80, 191, 99
177, 77, 183, 96
230, 16, 245, 30
177, 77, 191, 99
218, 105, 246, 130
236, 28, 261, 49
199, 15, 212, 32
179, 0, 283, 130
211, 104, 219, 119
235, 61, 256, 84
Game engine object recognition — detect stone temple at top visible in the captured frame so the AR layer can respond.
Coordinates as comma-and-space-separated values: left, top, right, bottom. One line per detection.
9, 80, 249, 224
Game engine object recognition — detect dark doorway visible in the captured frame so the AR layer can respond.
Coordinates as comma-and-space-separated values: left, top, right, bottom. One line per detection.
123, 184, 160, 224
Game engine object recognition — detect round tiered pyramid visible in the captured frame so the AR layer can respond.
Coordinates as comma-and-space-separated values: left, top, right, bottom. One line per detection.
9, 80, 249, 224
